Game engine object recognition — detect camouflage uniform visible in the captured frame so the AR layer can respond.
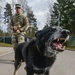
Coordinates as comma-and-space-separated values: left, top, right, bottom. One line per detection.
10, 13, 29, 50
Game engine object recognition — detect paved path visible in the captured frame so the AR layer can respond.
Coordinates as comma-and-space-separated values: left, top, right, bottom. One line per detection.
0, 51, 26, 75
0, 48, 75, 75
0, 47, 13, 56
50, 50, 75, 75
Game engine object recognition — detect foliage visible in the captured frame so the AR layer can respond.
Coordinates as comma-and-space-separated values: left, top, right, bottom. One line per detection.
0, 43, 12, 47
0, 28, 4, 36
4, 3, 12, 24
46, 0, 75, 35
0, 25, 10, 37
3, 3, 12, 33
26, 11, 38, 38
66, 46, 75, 51
0, 29, 10, 37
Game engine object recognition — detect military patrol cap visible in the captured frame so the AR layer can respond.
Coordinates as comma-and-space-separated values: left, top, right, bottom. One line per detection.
15, 4, 21, 8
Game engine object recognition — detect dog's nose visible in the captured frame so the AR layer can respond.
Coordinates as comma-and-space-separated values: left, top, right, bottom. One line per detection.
67, 30, 70, 34
62, 30, 70, 34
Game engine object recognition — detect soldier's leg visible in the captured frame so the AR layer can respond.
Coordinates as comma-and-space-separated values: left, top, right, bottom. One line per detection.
12, 35, 18, 51
12, 35, 18, 62
13, 34, 25, 74
18, 34, 25, 44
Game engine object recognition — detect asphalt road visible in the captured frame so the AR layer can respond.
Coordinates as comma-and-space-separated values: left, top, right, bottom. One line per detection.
0, 49, 75, 75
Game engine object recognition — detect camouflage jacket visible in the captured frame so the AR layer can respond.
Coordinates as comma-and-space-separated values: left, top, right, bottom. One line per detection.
10, 13, 29, 34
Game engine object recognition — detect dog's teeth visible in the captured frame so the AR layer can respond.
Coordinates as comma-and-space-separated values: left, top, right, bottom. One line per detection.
64, 39, 66, 42
63, 46, 65, 49
57, 39, 59, 41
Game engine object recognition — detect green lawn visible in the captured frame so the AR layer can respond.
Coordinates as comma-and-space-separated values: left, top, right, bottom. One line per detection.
0, 43, 12, 47
66, 46, 75, 51
0, 42, 75, 51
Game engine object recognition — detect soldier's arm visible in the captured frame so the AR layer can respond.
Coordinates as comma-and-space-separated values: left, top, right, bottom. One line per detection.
20, 16, 29, 32
9, 16, 19, 32
9, 18, 14, 31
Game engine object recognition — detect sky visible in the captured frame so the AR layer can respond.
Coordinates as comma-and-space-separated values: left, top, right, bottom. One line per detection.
27, 0, 49, 30
1, 0, 56, 31
27, 0, 56, 30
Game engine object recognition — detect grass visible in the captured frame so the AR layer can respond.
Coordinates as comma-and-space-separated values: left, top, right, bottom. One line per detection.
0, 42, 75, 51
0, 42, 12, 47
66, 46, 75, 51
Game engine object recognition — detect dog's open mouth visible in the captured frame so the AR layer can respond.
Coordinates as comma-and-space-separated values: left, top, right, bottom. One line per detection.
51, 38, 66, 52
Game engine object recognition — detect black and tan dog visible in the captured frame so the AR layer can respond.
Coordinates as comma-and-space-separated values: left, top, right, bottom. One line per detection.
13, 26, 70, 75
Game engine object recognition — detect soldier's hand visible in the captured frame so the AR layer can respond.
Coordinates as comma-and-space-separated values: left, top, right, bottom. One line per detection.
16, 29, 20, 33
13, 26, 18, 31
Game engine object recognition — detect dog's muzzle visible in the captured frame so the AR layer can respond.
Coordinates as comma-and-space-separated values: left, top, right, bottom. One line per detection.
44, 37, 69, 57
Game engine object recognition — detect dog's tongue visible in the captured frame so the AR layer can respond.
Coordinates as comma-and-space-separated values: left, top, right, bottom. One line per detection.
53, 43, 62, 49
52, 42, 65, 51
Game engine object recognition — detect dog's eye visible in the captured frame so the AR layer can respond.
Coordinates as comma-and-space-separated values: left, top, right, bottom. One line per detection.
53, 27, 57, 30
52, 28, 56, 31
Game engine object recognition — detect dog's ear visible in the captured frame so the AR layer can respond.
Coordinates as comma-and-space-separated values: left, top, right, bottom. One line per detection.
35, 27, 55, 45
35, 30, 42, 38
35, 27, 51, 38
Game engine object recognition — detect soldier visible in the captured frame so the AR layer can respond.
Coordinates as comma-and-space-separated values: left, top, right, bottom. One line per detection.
10, 4, 29, 51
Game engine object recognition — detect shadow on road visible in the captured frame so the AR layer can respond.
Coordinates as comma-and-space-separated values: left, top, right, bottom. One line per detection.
0, 59, 14, 65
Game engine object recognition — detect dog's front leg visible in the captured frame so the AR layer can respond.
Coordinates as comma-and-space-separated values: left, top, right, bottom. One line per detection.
26, 66, 34, 75
13, 70, 18, 75
13, 60, 22, 75
44, 70, 49, 75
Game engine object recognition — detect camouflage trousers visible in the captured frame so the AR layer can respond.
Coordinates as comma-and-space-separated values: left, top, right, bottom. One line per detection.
12, 34, 25, 51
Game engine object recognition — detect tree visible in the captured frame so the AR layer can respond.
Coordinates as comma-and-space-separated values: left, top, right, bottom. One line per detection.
4, 3, 12, 33
0, 4, 2, 23
0, 27, 4, 36
50, 3, 59, 26
57, 0, 75, 35
4, 3, 12, 24
47, 0, 75, 35
26, 11, 38, 38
